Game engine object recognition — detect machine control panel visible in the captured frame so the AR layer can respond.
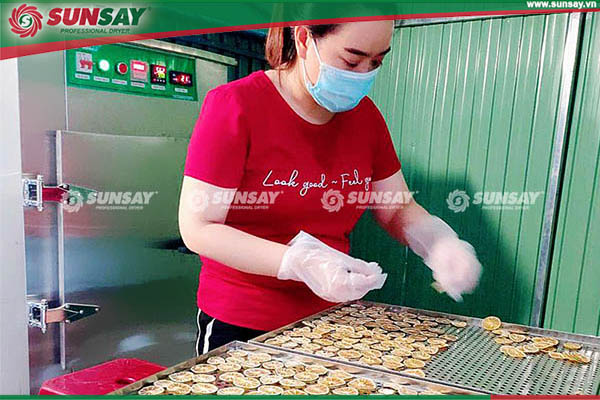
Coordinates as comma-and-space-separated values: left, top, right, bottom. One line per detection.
66, 44, 198, 101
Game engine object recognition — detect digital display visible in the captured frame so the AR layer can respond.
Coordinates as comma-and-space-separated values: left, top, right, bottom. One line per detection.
151, 64, 167, 84
169, 70, 193, 87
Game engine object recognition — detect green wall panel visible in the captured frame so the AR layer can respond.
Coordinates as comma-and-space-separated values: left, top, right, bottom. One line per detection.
352, 13, 574, 325
544, 13, 600, 336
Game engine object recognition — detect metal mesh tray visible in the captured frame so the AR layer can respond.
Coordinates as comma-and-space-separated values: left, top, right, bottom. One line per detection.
250, 301, 600, 395
109, 341, 482, 395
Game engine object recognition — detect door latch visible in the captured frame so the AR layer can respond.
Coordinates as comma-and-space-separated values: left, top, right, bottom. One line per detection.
28, 298, 100, 334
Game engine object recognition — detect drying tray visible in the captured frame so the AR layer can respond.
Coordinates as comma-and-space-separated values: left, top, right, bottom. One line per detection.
250, 300, 600, 395
109, 340, 482, 395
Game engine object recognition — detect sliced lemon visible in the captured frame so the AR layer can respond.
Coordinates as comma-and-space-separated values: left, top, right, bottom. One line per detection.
190, 383, 216, 395
168, 371, 194, 383
294, 371, 319, 383
304, 384, 329, 395
505, 347, 526, 359
533, 341, 555, 350
138, 386, 165, 395
508, 333, 527, 343
412, 351, 432, 361
404, 368, 426, 378
482, 316, 502, 331
206, 356, 225, 365
398, 386, 419, 395
423, 345, 440, 355
564, 352, 591, 364
522, 344, 540, 354
317, 376, 345, 388
440, 334, 458, 342
427, 338, 447, 346
540, 346, 557, 353
348, 377, 377, 392
216, 387, 244, 395
499, 345, 513, 354
258, 385, 284, 395
452, 320, 467, 328
337, 349, 361, 360
192, 373, 215, 383
532, 337, 558, 346
259, 374, 281, 385
404, 358, 426, 369
191, 364, 217, 374
564, 342, 582, 350
332, 387, 359, 395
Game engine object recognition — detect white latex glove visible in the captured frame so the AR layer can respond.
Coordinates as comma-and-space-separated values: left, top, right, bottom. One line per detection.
404, 216, 482, 301
278, 231, 387, 303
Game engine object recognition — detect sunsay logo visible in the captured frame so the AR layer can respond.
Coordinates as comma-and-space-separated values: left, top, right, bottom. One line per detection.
446, 189, 470, 213
321, 189, 344, 213
46, 7, 147, 27
320, 189, 416, 212
8, 5, 148, 38
9, 4, 43, 38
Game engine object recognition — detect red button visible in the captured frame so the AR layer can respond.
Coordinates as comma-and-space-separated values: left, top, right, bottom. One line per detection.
116, 62, 128, 75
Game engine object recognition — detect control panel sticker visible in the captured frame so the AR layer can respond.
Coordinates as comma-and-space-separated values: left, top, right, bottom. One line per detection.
76, 52, 93, 73
130, 60, 149, 82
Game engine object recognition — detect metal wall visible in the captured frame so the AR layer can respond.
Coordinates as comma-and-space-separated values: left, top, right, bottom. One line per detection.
351, 13, 578, 326
0, 58, 30, 395
543, 13, 600, 336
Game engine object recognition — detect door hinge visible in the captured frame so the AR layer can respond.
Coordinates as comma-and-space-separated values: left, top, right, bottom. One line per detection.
28, 298, 100, 334
22, 174, 95, 212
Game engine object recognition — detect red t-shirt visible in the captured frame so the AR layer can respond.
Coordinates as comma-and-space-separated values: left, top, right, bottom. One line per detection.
184, 70, 401, 331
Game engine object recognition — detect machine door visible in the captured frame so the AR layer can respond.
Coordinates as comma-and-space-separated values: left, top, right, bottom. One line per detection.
56, 130, 200, 374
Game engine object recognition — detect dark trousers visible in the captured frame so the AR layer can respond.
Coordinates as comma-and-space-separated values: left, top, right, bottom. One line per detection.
195, 309, 267, 356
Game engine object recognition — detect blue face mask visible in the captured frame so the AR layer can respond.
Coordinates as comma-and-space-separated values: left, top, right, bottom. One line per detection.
301, 37, 380, 113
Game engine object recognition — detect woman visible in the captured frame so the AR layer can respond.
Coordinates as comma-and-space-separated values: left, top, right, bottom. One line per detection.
179, 21, 482, 356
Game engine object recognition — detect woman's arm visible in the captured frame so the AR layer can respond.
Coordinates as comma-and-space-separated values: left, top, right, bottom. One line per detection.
178, 175, 387, 302
370, 169, 429, 245
178, 176, 288, 277
371, 169, 482, 301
